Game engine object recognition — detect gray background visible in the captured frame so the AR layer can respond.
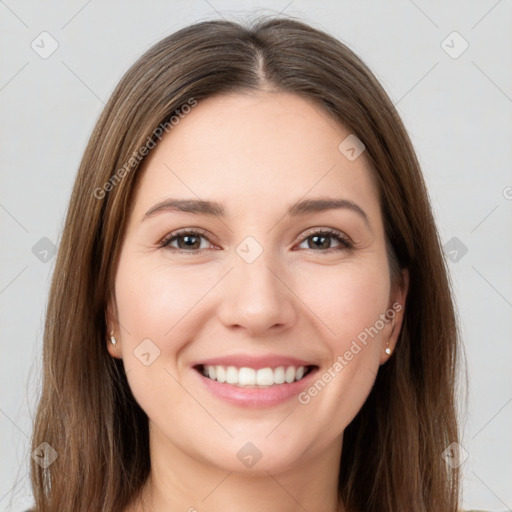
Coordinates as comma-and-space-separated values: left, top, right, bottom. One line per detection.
1, 1, 511, 510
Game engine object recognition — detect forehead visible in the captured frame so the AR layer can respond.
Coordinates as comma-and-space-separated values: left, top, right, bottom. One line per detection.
131, 91, 381, 224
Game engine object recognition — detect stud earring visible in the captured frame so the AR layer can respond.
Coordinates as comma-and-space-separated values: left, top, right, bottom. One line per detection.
110, 331, 117, 346
385, 345, 392, 356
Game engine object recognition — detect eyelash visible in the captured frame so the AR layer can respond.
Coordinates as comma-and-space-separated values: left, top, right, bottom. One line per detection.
159, 228, 354, 254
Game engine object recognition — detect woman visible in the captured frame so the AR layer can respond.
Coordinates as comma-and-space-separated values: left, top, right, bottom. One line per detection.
28, 15, 463, 512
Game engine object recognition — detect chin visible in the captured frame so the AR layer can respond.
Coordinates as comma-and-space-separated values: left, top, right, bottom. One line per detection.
199, 426, 320, 475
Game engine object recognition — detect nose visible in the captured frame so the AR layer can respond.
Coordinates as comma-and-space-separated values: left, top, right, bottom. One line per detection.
217, 250, 297, 337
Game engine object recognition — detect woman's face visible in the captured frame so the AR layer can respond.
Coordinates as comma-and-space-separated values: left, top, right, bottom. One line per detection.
108, 91, 407, 474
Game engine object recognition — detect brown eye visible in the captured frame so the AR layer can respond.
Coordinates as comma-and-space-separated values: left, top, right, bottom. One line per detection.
159, 228, 353, 254
160, 230, 213, 252
297, 229, 353, 252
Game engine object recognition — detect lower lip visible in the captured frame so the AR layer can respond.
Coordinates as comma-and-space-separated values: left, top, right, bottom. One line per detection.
193, 367, 319, 408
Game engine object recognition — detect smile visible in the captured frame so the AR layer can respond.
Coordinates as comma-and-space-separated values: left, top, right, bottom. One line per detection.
195, 364, 316, 387
191, 354, 320, 407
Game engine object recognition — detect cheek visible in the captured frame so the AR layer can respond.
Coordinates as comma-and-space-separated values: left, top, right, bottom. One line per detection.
113, 257, 205, 417
115, 256, 212, 342
113, 255, 227, 400
296, 258, 391, 348
292, 261, 390, 428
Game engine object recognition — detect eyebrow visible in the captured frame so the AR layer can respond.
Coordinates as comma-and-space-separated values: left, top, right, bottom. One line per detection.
142, 196, 371, 229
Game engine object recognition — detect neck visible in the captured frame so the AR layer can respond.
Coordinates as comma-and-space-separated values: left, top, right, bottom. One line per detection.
129, 421, 344, 512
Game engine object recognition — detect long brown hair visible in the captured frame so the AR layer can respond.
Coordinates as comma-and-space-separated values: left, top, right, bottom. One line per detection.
29, 15, 462, 511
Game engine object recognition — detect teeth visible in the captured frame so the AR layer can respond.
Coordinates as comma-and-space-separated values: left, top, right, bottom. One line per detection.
274, 366, 285, 384
216, 366, 226, 383
257, 367, 274, 386
285, 366, 296, 383
200, 364, 310, 387
226, 366, 238, 384
239, 367, 256, 386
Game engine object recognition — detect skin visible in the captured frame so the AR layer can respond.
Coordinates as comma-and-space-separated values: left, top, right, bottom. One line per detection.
107, 91, 408, 512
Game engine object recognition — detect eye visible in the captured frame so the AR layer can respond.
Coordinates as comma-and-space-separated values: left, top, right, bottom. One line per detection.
159, 228, 353, 253
159, 229, 215, 253
296, 228, 353, 252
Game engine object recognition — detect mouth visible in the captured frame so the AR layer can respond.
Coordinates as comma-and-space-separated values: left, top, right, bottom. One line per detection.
193, 364, 318, 388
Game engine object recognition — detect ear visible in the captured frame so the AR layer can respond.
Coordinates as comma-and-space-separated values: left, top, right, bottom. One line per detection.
380, 268, 409, 365
105, 292, 122, 359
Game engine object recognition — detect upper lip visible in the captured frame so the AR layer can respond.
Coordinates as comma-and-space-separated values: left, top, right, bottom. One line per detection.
192, 354, 318, 370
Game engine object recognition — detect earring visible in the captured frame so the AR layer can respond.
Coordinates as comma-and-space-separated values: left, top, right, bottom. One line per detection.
385, 315, 396, 355
110, 331, 117, 346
